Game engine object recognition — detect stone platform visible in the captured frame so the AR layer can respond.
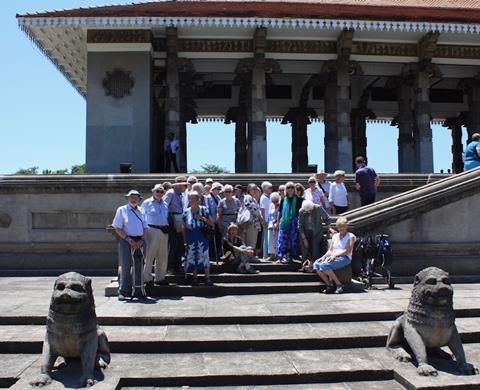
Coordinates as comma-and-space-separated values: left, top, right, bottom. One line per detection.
0, 276, 479, 389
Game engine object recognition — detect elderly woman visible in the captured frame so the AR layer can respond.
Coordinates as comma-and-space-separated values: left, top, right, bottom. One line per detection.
267, 192, 281, 261
295, 183, 305, 199
182, 191, 214, 286
277, 181, 303, 263
192, 182, 206, 206
464, 133, 480, 170
298, 200, 331, 271
305, 176, 325, 207
329, 170, 349, 215
217, 184, 241, 235
222, 223, 258, 274
313, 217, 356, 294
278, 184, 286, 201
237, 183, 262, 249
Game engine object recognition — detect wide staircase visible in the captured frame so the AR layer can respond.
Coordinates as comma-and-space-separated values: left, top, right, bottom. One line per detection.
2, 268, 480, 389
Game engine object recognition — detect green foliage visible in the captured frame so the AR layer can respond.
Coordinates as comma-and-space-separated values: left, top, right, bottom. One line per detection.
15, 167, 39, 175
70, 164, 86, 174
14, 164, 85, 175
198, 163, 229, 174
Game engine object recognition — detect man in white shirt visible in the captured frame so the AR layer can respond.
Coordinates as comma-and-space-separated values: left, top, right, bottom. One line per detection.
260, 181, 272, 259
112, 189, 148, 300
142, 184, 169, 287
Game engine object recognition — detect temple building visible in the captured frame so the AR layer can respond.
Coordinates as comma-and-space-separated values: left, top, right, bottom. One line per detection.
17, 0, 480, 173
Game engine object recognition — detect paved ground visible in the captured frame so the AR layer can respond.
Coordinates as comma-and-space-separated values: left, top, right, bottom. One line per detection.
0, 277, 479, 389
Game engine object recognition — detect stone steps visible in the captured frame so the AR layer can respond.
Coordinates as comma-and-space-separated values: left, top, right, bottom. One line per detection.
9, 345, 480, 389
1, 318, 479, 354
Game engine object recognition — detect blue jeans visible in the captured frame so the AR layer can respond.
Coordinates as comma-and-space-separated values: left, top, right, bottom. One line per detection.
313, 255, 351, 272
118, 239, 144, 296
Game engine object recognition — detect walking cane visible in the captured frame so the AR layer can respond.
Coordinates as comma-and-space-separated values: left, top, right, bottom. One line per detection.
130, 246, 146, 299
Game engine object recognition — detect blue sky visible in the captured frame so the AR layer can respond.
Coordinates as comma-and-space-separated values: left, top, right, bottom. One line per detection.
1, 1, 459, 174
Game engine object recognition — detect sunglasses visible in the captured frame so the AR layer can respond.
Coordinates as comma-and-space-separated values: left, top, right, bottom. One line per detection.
308, 181, 316, 184
224, 190, 232, 193
286, 186, 294, 190
154, 190, 164, 193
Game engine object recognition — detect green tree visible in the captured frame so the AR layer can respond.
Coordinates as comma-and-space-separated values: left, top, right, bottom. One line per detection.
15, 167, 39, 175
70, 164, 86, 174
199, 163, 229, 174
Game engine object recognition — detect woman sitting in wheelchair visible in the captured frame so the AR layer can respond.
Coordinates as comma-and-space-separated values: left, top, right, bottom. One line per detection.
313, 217, 356, 294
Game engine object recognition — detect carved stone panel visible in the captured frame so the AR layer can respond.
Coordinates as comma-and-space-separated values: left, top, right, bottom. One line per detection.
103, 69, 135, 99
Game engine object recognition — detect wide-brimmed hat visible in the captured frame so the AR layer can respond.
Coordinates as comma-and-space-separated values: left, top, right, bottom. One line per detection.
125, 189, 142, 198
211, 182, 223, 191
173, 176, 188, 186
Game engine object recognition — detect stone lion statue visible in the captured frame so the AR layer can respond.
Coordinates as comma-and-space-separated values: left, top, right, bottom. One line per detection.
386, 267, 478, 376
30, 272, 110, 387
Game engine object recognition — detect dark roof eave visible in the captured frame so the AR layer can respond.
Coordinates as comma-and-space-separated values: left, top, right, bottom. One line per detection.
16, 2, 480, 25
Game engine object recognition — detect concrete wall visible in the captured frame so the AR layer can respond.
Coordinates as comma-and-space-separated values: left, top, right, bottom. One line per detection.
86, 51, 152, 173
0, 173, 466, 275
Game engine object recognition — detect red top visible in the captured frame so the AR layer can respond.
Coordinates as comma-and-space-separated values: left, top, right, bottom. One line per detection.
17, 1, 480, 24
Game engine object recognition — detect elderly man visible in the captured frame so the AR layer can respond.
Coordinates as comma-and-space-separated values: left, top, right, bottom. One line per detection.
298, 200, 331, 266
112, 189, 148, 300
164, 176, 188, 273
142, 184, 169, 287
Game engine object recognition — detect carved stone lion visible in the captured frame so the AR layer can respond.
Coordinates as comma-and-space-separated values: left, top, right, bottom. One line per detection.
30, 272, 110, 387
386, 267, 478, 376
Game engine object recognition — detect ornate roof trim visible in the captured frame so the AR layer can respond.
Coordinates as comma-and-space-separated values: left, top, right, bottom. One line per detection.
18, 16, 480, 33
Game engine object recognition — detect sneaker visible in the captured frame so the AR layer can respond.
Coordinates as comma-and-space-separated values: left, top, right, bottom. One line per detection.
118, 294, 126, 301
335, 285, 344, 294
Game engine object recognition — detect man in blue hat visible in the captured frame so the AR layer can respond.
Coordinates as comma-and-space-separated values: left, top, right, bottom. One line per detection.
112, 189, 148, 300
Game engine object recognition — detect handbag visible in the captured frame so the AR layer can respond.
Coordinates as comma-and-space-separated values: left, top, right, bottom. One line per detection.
200, 207, 215, 240
236, 206, 251, 226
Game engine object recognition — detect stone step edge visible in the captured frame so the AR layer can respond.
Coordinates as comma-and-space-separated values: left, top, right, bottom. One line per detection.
1, 331, 478, 355
1, 308, 479, 326
115, 370, 396, 389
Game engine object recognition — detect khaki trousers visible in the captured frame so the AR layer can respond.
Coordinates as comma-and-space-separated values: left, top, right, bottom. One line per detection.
143, 228, 169, 282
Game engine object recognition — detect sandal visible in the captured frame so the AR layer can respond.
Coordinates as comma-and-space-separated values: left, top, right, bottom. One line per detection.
335, 284, 344, 294
323, 285, 335, 294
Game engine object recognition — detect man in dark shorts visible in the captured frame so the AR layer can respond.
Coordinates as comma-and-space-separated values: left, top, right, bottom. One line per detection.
354, 156, 380, 206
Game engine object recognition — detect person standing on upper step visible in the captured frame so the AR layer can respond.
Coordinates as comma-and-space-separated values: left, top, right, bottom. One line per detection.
142, 184, 170, 288
354, 156, 380, 206
259, 181, 273, 260
329, 171, 349, 215
164, 176, 188, 274
464, 133, 480, 171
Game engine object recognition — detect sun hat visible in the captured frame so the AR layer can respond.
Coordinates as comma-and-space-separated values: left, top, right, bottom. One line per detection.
125, 189, 141, 198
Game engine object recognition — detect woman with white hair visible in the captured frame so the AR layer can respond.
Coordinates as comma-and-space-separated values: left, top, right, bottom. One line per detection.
267, 192, 281, 260
313, 217, 355, 294
217, 184, 241, 235
464, 133, 480, 170
182, 191, 214, 286
192, 182, 206, 206
329, 170, 349, 215
298, 199, 331, 271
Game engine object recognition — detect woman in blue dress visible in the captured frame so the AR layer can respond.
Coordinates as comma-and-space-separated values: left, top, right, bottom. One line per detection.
464, 133, 480, 171
182, 191, 214, 285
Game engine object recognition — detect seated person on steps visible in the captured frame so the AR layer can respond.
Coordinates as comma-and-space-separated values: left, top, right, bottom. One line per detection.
221, 223, 258, 274
313, 217, 356, 294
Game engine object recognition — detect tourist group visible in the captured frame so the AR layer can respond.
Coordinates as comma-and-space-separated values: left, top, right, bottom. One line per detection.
111, 157, 380, 299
